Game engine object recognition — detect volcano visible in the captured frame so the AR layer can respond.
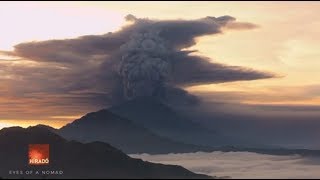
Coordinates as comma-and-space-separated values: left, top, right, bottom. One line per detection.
59, 109, 211, 154
109, 97, 237, 147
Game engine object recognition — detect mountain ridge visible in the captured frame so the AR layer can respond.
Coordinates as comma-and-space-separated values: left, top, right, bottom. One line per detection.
58, 109, 212, 154
0, 126, 211, 179
109, 97, 242, 147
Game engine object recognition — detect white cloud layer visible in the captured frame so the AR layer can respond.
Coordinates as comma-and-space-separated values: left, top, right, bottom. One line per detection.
131, 151, 320, 179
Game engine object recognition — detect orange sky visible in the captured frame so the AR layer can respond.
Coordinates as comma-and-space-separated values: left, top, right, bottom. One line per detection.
1, 1, 320, 129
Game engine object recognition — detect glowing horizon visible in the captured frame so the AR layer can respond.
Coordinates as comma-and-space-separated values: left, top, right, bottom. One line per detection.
1, 1, 320, 128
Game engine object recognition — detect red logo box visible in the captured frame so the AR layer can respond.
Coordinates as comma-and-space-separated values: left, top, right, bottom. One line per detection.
28, 144, 50, 165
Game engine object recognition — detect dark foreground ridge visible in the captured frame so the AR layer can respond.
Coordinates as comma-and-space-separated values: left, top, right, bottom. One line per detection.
0, 126, 211, 179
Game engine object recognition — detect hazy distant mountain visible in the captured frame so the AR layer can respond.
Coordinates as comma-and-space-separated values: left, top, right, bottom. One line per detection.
0, 126, 211, 179
59, 109, 211, 154
109, 97, 243, 147
209, 146, 320, 157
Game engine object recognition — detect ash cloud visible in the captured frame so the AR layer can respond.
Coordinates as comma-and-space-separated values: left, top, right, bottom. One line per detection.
2, 14, 274, 106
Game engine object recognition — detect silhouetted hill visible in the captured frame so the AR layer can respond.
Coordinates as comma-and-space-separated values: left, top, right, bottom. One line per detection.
59, 109, 211, 154
109, 97, 241, 147
33, 124, 58, 132
0, 126, 211, 179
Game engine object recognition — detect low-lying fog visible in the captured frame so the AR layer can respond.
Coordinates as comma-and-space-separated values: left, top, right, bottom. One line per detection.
131, 151, 320, 179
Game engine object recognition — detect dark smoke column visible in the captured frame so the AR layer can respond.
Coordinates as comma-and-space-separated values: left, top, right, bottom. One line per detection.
118, 30, 172, 99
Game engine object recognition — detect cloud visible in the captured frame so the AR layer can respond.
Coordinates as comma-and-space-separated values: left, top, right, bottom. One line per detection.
131, 151, 320, 179
224, 21, 259, 30
1, 14, 274, 109
171, 55, 274, 86
172, 98, 320, 149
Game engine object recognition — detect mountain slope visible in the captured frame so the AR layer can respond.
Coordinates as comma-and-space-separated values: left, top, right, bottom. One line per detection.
59, 109, 211, 154
109, 97, 239, 147
0, 126, 210, 179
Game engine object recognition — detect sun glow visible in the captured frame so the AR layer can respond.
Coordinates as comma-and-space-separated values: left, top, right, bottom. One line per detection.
0, 122, 14, 130
0, 119, 72, 130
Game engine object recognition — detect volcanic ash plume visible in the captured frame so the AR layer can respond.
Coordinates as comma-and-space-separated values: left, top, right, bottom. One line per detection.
4, 14, 274, 107
118, 30, 172, 99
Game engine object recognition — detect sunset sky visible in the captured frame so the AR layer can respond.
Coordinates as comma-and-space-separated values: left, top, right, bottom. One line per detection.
1, 1, 320, 129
